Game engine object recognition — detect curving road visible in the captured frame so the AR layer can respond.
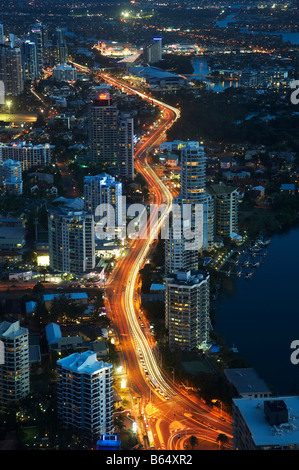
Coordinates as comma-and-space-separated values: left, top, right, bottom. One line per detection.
71, 62, 233, 449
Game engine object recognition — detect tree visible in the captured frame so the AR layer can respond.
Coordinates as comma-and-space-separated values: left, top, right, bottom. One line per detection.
216, 433, 229, 449
33, 299, 49, 329
189, 435, 198, 450
113, 414, 125, 433
33, 282, 46, 294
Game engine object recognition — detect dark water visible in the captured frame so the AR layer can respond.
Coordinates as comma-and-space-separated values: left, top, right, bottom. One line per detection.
216, 12, 299, 44
214, 226, 299, 395
191, 58, 240, 92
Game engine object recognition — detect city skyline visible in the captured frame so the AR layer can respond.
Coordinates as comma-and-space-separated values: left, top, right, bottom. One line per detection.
0, 0, 298, 455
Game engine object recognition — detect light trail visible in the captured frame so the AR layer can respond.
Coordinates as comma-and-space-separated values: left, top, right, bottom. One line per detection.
70, 62, 232, 446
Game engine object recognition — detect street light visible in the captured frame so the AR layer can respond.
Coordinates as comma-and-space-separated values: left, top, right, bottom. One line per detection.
6, 100, 12, 120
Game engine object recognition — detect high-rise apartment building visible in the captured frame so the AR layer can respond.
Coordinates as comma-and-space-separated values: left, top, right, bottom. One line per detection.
88, 92, 118, 169
165, 196, 200, 274
48, 205, 95, 275
0, 142, 51, 170
57, 351, 113, 438
118, 113, 134, 181
165, 270, 210, 352
180, 145, 214, 252
30, 25, 44, 75
0, 159, 23, 195
0, 24, 4, 45
0, 320, 30, 409
55, 27, 68, 64
0, 44, 24, 95
0, 159, 22, 183
144, 37, 162, 64
84, 173, 123, 236
165, 145, 214, 275
207, 183, 239, 238
21, 40, 38, 81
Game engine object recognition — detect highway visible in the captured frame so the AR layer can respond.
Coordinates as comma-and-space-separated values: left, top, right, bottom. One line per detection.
71, 62, 233, 449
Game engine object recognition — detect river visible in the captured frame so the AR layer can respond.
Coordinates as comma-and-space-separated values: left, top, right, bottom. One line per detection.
191, 58, 240, 92
216, 11, 299, 45
213, 225, 299, 396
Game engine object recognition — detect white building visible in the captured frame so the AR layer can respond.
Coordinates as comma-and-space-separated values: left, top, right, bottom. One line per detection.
0, 321, 30, 409
0, 142, 51, 171
233, 396, 299, 450
0, 159, 22, 184
165, 270, 210, 352
48, 204, 95, 275
84, 173, 123, 236
165, 145, 214, 275
159, 140, 200, 153
0, 44, 24, 96
53, 63, 78, 82
57, 351, 113, 438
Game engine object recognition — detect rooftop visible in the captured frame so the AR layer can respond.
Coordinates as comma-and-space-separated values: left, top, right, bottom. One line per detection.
57, 350, 112, 374
233, 396, 299, 447
166, 270, 209, 286
224, 368, 271, 395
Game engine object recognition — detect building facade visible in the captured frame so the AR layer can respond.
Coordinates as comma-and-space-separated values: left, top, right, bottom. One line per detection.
88, 92, 118, 168
233, 396, 299, 450
207, 183, 239, 238
0, 142, 51, 170
165, 145, 214, 275
21, 40, 38, 81
84, 173, 123, 236
53, 63, 77, 82
118, 114, 134, 181
0, 321, 30, 409
57, 351, 113, 438
0, 44, 24, 95
48, 206, 95, 275
165, 270, 210, 352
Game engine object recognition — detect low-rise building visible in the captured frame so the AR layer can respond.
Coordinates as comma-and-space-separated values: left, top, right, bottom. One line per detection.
224, 368, 271, 399
233, 396, 299, 450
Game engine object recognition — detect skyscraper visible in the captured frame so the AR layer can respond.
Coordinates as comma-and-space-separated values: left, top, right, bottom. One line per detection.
0, 44, 24, 95
0, 320, 30, 409
165, 145, 214, 275
88, 92, 118, 169
0, 24, 4, 45
84, 172, 123, 238
57, 351, 113, 438
144, 37, 162, 64
165, 271, 210, 352
206, 183, 239, 238
118, 113, 134, 181
30, 24, 43, 75
48, 205, 95, 275
21, 40, 38, 81
55, 27, 68, 65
